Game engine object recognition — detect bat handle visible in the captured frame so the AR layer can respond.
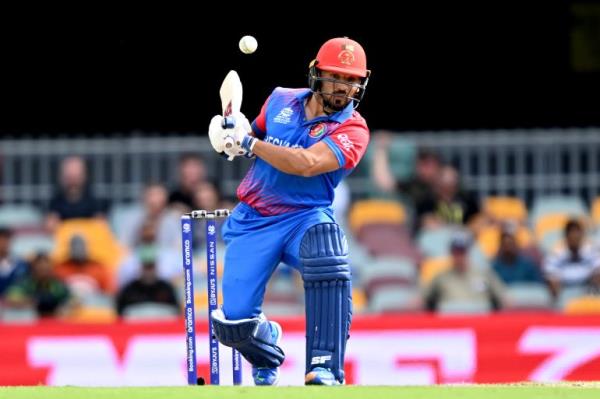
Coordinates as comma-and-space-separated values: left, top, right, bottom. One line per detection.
222, 116, 236, 129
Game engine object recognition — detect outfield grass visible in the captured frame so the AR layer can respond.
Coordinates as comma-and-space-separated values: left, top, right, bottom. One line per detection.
1, 384, 599, 399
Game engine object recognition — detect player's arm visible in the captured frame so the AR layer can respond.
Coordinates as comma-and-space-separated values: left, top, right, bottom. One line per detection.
250, 140, 339, 177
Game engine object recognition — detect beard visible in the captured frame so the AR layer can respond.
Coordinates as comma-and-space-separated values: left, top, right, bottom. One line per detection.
321, 91, 351, 113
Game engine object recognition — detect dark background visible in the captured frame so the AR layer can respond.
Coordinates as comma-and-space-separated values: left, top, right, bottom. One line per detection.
0, 1, 598, 136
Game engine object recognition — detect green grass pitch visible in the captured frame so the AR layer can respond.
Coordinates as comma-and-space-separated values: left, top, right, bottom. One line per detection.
1, 384, 599, 399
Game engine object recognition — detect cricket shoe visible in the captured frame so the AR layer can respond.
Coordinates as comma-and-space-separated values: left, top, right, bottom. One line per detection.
304, 367, 341, 386
252, 320, 282, 386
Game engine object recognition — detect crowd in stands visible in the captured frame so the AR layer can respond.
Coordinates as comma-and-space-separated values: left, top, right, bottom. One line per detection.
1, 134, 600, 321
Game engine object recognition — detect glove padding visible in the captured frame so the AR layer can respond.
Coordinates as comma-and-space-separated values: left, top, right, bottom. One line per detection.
208, 113, 252, 161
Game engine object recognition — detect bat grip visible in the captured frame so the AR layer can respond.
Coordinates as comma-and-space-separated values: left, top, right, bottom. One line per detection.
222, 116, 236, 129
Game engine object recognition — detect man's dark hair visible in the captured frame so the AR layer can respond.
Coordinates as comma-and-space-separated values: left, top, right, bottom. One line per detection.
564, 218, 583, 235
417, 148, 441, 163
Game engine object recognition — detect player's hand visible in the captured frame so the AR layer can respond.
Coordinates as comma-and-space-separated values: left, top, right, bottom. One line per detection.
222, 113, 253, 160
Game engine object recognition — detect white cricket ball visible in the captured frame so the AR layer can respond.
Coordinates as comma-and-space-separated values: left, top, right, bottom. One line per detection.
239, 35, 258, 54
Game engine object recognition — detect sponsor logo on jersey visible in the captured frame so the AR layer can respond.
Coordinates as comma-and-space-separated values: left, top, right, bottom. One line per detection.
308, 123, 327, 138
337, 133, 354, 150
273, 107, 294, 124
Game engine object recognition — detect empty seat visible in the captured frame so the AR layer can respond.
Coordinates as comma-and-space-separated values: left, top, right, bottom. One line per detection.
0, 204, 43, 229
357, 223, 419, 260
1, 307, 38, 323
564, 296, 600, 314
417, 227, 455, 258
530, 196, 587, 226
349, 200, 406, 234
10, 233, 54, 259
369, 285, 422, 313
484, 197, 527, 223
67, 306, 117, 323
592, 197, 600, 226
122, 302, 180, 320
261, 302, 304, 317
557, 286, 590, 310
534, 213, 571, 242
505, 283, 553, 310
360, 257, 417, 297
437, 300, 491, 315
108, 203, 143, 242
420, 256, 452, 285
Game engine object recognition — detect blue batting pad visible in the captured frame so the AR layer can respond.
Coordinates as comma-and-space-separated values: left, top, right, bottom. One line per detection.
301, 223, 352, 384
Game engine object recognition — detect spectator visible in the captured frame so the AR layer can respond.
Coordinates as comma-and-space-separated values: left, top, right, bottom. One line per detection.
120, 183, 180, 249
492, 231, 543, 284
46, 156, 106, 231
193, 180, 223, 211
54, 234, 112, 296
397, 148, 441, 208
116, 260, 179, 316
4, 252, 70, 316
117, 219, 181, 288
0, 227, 28, 296
417, 165, 481, 231
543, 219, 600, 298
372, 133, 440, 202
168, 153, 207, 212
424, 232, 506, 312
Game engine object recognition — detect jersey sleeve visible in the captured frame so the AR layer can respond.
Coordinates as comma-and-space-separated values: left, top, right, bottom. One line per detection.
322, 118, 370, 170
251, 95, 271, 140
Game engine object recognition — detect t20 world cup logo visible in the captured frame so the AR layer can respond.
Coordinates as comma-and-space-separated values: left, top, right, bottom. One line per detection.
207, 225, 216, 235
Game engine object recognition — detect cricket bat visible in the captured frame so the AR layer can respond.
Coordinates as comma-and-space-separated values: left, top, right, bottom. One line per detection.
219, 70, 243, 150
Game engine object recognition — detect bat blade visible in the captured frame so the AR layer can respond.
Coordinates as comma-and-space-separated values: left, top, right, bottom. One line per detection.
220, 70, 243, 117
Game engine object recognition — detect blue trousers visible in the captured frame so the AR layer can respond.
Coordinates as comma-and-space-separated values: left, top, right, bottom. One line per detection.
221, 202, 335, 319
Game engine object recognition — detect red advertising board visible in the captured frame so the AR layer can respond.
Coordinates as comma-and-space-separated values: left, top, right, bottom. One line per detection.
1, 313, 599, 386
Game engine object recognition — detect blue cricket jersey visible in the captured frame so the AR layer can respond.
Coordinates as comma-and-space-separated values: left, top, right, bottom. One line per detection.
237, 88, 370, 216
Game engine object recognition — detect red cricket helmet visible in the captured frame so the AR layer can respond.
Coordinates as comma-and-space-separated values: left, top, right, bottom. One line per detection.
308, 37, 371, 111
315, 37, 369, 78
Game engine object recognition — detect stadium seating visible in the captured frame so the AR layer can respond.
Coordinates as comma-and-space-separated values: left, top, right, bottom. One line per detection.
563, 295, 600, 314
0, 204, 43, 229
417, 227, 455, 258
368, 285, 422, 313
10, 232, 54, 259
476, 225, 533, 259
438, 300, 491, 314
504, 283, 553, 310
483, 197, 528, 223
359, 257, 417, 298
530, 196, 587, 226
51, 218, 125, 272
356, 223, 419, 261
591, 197, 600, 226
122, 302, 180, 321
420, 256, 452, 285
349, 199, 406, 234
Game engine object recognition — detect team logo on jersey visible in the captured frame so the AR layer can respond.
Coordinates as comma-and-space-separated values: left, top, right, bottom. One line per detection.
338, 44, 355, 66
309, 123, 327, 138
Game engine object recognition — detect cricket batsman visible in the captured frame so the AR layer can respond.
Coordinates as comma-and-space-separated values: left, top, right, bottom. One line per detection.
208, 37, 371, 386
